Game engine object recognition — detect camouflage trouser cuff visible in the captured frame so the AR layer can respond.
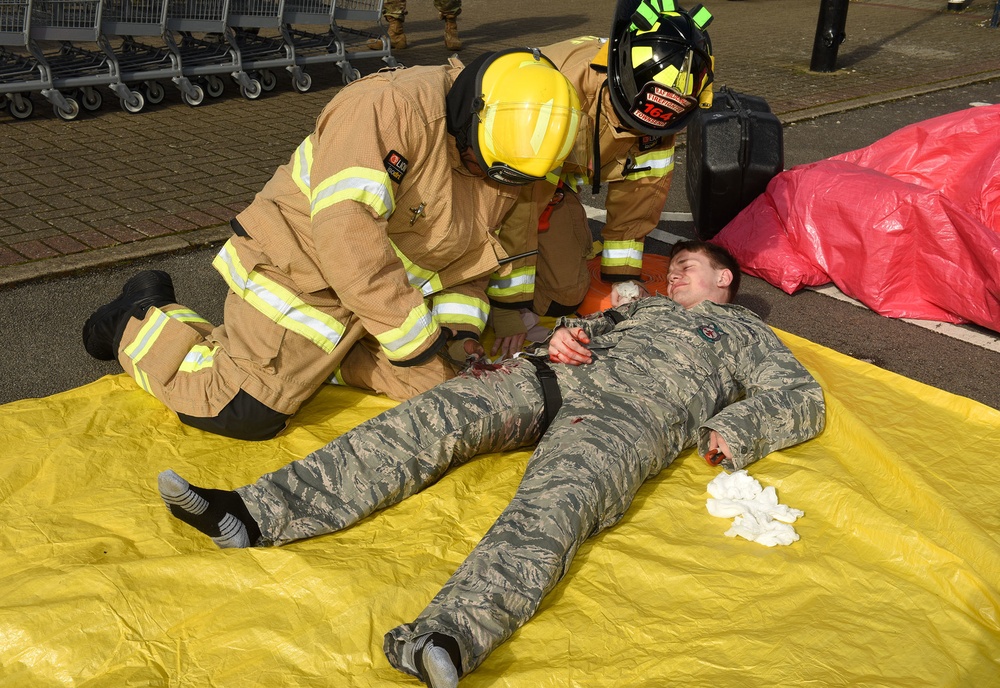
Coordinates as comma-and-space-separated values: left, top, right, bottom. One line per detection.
383, 624, 471, 678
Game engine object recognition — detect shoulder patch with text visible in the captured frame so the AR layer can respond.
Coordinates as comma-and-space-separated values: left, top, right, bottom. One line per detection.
638, 135, 661, 152
383, 150, 409, 184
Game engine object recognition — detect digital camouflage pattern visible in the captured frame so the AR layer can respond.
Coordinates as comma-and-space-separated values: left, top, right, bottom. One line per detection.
381, 0, 462, 20
237, 295, 825, 679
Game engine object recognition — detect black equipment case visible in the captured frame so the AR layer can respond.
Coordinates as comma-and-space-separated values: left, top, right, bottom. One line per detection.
685, 87, 784, 239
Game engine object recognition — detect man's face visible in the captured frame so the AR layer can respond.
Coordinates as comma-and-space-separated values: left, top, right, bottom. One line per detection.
667, 249, 731, 308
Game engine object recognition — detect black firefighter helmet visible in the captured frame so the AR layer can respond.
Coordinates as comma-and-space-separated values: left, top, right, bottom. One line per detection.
607, 0, 714, 136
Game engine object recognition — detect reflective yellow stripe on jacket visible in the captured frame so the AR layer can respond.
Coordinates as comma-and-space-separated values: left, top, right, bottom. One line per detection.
392, 242, 444, 296
487, 265, 536, 300
213, 240, 347, 354
602, 239, 644, 270
627, 146, 675, 181
376, 303, 439, 361
292, 136, 395, 219
431, 293, 489, 331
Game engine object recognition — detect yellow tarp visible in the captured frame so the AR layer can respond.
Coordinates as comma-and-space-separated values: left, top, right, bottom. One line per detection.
1, 331, 998, 686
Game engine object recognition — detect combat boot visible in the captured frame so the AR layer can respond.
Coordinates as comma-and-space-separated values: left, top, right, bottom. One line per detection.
368, 16, 406, 50
441, 14, 462, 51
82, 270, 176, 361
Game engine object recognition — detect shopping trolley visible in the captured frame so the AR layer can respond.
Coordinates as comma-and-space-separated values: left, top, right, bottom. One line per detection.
281, 0, 393, 91
227, 0, 294, 95
335, 0, 395, 74
0, 0, 39, 117
98, 0, 184, 112
163, 0, 262, 105
0, 0, 111, 119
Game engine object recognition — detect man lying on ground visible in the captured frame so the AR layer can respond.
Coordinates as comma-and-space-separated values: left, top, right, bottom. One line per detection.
156, 240, 826, 687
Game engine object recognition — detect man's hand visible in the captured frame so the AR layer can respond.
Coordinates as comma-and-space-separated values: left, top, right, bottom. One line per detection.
548, 327, 592, 365
610, 280, 649, 308
705, 430, 733, 465
491, 332, 527, 360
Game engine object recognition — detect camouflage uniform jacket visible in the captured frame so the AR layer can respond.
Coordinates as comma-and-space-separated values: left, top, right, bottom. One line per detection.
550, 296, 826, 471
234, 61, 517, 366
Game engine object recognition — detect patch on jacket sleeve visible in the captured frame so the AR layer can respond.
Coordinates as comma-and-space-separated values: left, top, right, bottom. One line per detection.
638, 135, 661, 152
384, 150, 409, 184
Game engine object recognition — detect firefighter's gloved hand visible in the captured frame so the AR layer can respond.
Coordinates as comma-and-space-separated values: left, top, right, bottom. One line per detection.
442, 335, 484, 367
490, 306, 529, 360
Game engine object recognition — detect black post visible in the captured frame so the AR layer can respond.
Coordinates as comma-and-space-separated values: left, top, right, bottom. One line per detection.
810, 0, 850, 72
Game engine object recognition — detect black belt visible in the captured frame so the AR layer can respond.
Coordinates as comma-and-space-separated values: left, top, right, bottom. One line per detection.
523, 356, 563, 435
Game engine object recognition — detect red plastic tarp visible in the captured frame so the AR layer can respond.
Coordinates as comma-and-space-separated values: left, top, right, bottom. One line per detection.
712, 104, 1000, 332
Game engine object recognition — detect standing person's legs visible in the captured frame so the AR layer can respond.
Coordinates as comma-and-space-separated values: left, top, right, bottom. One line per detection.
435, 0, 463, 50
159, 361, 547, 548
384, 397, 671, 680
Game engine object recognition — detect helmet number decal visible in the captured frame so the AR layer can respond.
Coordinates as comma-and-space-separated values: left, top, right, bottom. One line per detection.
631, 83, 694, 129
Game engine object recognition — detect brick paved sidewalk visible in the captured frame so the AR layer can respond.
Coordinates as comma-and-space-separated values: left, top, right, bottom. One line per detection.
1, 0, 998, 287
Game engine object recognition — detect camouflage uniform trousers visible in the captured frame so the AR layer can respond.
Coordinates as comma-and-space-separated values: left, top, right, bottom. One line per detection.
381, 0, 461, 20
236, 357, 677, 679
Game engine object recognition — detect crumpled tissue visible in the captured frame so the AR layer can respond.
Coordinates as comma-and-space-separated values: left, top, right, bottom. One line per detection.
706, 470, 803, 546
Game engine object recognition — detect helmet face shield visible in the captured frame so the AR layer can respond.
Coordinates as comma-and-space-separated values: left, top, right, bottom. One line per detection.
478, 101, 591, 185
469, 48, 586, 186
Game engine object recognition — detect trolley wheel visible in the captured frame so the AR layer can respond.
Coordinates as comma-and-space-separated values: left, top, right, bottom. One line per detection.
80, 87, 103, 111
121, 90, 145, 114
292, 71, 312, 93
204, 75, 225, 98
182, 84, 205, 107
9, 95, 33, 119
384, 56, 398, 68
240, 78, 262, 100
55, 96, 81, 121
258, 69, 276, 92
342, 67, 361, 85
143, 81, 165, 105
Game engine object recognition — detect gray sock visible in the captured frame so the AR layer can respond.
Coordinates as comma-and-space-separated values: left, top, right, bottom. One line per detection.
422, 640, 459, 688
158, 469, 260, 548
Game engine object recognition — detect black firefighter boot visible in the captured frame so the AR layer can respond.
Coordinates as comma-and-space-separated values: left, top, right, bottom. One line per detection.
82, 270, 176, 361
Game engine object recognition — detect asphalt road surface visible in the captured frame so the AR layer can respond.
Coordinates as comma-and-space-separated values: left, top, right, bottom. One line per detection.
1, 79, 997, 409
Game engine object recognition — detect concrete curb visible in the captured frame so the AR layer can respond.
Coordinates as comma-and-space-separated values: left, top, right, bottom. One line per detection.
0, 225, 232, 289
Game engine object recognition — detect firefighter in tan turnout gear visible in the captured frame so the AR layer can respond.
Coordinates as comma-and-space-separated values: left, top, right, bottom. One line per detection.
82, 49, 586, 441
488, 0, 716, 357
